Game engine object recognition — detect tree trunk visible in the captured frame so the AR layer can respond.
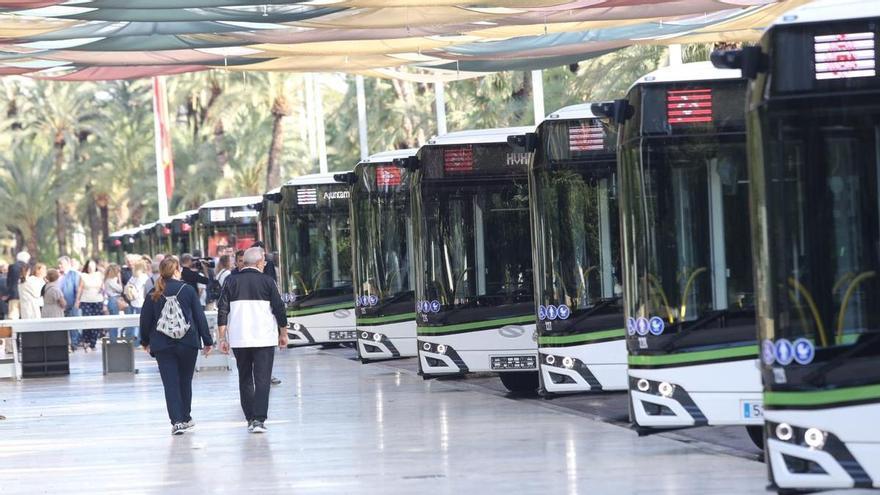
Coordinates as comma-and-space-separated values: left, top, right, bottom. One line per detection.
25, 220, 39, 261
511, 71, 532, 124
98, 197, 110, 243
53, 137, 68, 256
86, 184, 101, 259
213, 120, 232, 179
266, 94, 291, 191
391, 79, 419, 148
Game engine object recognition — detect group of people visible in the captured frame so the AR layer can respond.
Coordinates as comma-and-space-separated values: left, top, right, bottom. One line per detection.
0, 251, 153, 351
139, 245, 288, 435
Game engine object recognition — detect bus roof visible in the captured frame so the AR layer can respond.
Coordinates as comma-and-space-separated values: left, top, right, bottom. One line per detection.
546, 103, 603, 121
157, 209, 197, 226
361, 148, 417, 164
631, 61, 741, 89
771, 0, 880, 26
199, 196, 263, 210
426, 126, 535, 146
282, 172, 344, 187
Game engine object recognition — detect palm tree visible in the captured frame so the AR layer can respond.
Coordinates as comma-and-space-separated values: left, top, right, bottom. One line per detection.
0, 137, 59, 259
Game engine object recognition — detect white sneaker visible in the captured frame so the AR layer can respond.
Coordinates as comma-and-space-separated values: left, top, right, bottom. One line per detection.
171, 423, 187, 436
247, 421, 255, 432
182, 420, 195, 431
251, 421, 267, 434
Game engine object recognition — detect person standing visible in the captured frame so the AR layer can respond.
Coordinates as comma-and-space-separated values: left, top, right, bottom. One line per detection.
75, 259, 105, 351
0, 263, 9, 320
103, 264, 125, 341
7, 251, 30, 320
217, 247, 288, 433
58, 257, 82, 351
140, 256, 214, 436
19, 263, 46, 320
124, 259, 149, 344
41, 269, 67, 319
215, 255, 233, 288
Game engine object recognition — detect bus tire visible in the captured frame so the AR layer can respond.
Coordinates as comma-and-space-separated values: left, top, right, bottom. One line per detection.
746, 425, 764, 450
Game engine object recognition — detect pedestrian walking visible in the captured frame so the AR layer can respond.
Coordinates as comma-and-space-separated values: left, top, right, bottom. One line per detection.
75, 259, 105, 350
58, 256, 82, 351
124, 259, 149, 344
217, 247, 288, 433
19, 263, 46, 320
140, 256, 214, 436
103, 264, 126, 340
0, 263, 9, 320
6, 251, 30, 319
41, 269, 66, 319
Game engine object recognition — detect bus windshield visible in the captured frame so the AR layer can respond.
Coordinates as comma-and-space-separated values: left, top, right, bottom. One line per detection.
202, 224, 258, 258
352, 169, 413, 311
757, 103, 880, 386
416, 180, 533, 320
621, 135, 754, 351
282, 208, 352, 301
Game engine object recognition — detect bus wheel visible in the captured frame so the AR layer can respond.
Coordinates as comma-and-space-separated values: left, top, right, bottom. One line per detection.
499, 371, 539, 394
746, 425, 764, 450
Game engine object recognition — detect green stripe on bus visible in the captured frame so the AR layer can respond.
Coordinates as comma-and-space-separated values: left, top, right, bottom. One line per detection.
357, 313, 416, 325
539, 328, 626, 345
417, 315, 534, 335
765, 384, 880, 407
288, 302, 355, 317
627, 344, 758, 366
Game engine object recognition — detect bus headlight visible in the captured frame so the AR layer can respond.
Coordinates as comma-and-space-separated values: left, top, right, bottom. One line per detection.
775, 423, 793, 442
373, 333, 383, 342
658, 382, 675, 398
361, 332, 369, 340
545, 355, 556, 365
636, 379, 650, 392
422, 342, 431, 351
804, 428, 826, 450
562, 357, 574, 369
292, 323, 302, 331
436, 344, 447, 355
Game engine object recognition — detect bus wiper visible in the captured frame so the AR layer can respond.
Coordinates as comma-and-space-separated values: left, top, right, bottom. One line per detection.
803, 332, 880, 387
660, 311, 727, 352
562, 298, 617, 326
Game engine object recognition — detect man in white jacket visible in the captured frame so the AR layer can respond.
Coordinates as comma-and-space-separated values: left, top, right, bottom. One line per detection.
216, 248, 288, 433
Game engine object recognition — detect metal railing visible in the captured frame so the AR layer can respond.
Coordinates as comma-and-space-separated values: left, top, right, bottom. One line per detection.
0, 312, 219, 380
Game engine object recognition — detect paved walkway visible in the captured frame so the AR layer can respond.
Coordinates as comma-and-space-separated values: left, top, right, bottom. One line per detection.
0, 347, 771, 494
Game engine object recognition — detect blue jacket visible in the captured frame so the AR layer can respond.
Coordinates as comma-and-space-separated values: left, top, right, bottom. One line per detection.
139, 279, 213, 354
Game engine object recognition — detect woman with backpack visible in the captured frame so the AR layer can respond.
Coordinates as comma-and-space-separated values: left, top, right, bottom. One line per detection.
140, 256, 214, 436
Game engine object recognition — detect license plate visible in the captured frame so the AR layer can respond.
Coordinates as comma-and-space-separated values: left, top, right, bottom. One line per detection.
741, 400, 764, 419
490, 355, 537, 370
329, 330, 357, 341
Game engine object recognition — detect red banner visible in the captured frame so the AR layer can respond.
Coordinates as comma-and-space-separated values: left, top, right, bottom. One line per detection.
152, 77, 174, 200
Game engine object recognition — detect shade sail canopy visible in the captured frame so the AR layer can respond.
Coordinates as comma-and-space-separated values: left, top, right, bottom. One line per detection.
0, 0, 807, 80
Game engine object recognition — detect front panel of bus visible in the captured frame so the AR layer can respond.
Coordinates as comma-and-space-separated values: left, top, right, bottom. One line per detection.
352, 163, 415, 325
620, 79, 755, 361
279, 183, 353, 313
751, 21, 880, 488
198, 206, 260, 258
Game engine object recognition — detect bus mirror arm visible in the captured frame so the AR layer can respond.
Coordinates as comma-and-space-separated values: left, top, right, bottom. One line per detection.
507, 133, 538, 152
333, 172, 356, 185
710, 47, 766, 80
590, 100, 632, 125
393, 156, 420, 171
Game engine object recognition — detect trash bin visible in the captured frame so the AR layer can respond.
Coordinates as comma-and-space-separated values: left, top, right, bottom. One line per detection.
102, 337, 136, 374
20, 331, 69, 378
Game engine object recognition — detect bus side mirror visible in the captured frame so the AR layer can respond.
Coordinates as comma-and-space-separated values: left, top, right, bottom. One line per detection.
507, 133, 538, 152
393, 156, 420, 171
333, 172, 356, 184
711, 47, 766, 80
591, 100, 632, 125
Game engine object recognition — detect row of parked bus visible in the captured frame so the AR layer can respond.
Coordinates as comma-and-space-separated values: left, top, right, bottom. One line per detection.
107, 3, 879, 492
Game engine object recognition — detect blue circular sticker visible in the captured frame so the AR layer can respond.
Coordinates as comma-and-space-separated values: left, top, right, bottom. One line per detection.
793, 338, 815, 365
761, 339, 776, 366
368, 295, 378, 306
636, 317, 649, 336
557, 305, 571, 320
421, 301, 431, 313
627, 317, 637, 336
648, 316, 665, 336
430, 300, 441, 313
775, 339, 795, 366
537, 305, 547, 321
546, 305, 558, 320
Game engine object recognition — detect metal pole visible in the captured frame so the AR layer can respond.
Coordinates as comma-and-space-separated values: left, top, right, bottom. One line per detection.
434, 80, 447, 136
356, 75, 369, 160
315, 76, 329, 174
151, 76, 169, 219
669, 44, 683, 66
304, 74, 318, 170
531, 69, 545, 125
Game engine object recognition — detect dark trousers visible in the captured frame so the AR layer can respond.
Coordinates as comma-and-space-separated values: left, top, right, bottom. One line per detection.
155, 345, 199, 425
233, 346, 275, 422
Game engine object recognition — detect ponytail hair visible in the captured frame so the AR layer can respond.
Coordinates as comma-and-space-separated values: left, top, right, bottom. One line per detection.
151, 256, 180, 302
